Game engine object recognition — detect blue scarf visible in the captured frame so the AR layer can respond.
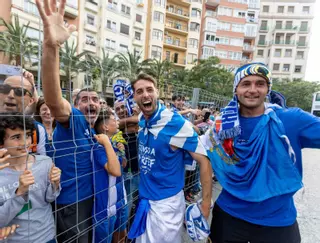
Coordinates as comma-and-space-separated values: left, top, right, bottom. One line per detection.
207, 104, 303, 202
128, 102, 207, 239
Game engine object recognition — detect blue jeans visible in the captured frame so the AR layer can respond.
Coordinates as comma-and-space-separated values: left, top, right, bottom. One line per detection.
94, 215, 116, 243
124, 172, 139, 215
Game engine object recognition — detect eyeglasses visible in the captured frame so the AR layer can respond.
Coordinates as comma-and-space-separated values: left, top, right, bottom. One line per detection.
0, 84, 33, 97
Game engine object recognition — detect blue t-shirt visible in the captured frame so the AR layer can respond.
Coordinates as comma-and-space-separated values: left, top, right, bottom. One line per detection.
138, 133, 185, 201
217, 108, 320, 226
52, 107, 94, 204
93, 143, 126, 222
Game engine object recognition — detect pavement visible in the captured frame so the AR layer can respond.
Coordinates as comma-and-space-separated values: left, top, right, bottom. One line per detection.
182, 149, 320, 243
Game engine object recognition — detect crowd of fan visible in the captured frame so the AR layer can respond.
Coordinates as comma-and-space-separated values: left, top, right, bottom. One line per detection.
0, 70, 219, 242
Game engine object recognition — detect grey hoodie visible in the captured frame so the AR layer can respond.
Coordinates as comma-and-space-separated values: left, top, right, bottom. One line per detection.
0, 155, 60, 243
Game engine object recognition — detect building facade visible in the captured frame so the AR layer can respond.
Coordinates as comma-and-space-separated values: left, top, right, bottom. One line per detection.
145, 0, 203, 69
199, 0, 259, 70
253, 0, 315, 80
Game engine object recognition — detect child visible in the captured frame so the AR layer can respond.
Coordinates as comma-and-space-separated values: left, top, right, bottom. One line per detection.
0, 113, 61, 243
93, 111, 128, 243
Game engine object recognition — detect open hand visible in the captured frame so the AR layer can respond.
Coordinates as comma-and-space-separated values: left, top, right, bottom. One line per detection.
35, 0, 76, 47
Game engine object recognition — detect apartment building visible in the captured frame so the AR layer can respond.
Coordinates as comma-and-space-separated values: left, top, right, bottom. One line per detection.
145, 0, 203, 69
253, 0, 315, 80
199, 0, 259, 70
1, 0, 79, 66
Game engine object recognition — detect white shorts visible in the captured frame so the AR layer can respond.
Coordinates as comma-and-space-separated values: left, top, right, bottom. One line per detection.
135, 190, 185, 243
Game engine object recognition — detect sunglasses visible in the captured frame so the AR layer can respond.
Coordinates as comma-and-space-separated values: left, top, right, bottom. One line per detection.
0, 84, 33, 97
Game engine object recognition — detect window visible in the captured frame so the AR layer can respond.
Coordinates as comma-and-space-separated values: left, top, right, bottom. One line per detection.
152, 29, 163, 40
288, 6, 294, 13
216, 50, 228, 59
105, 38, 116, 50
230, 38, 243, 46
295, 66, 302, 73
136, 14, 142, 23
285, 49, 292, 57
189, 38, 198, 48
202, 47, 215, 59
232, 23, 244, 32
262, 6, 269, 13
151, 45, 162, 59
135, 31, 141, 40
218, 7, 232, 16
205, 34, 215, 42
154, 0, 165, 7
120, 23, 129, 35
218, 22, 231, 31
283, 64, 290, 72
191, 8, 201, 18
275, 21, 282, 29
85, 35, 96, 46
277, 6, 284, 13
298, 36, 306, 46
228, 51, 242, 60
119, 44, 128, 52
233, 10, 246, 18
296, 51, 304, 59
107, 0, 117, 10
285, 21, 293, 29
121, 4, 131, 15
206, 21, 217, 32
257, 49, 264, 57
187, 53, 197, 64
302, 6, 310, 14
273, 63, 280, 71
300, 21, 308, 31
106, 20, 116, 32
260, 20, 268, 29
274, 49, 281, 57
216, 37, 229, 45
153, 11, 164, 23
87, 14, 95, 25
190, 22, 200, 32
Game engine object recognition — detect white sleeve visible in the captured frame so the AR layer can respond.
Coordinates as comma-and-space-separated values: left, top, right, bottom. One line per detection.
36, 125, 47, 155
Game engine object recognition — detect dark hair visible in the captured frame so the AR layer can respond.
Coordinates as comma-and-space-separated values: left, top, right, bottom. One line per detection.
34, 97, 56, 128
94, 110, 114, 134
0, 112, 35, 145
172, 94, 182, 102
131, 73, 157, 92
74, 88, 99, 106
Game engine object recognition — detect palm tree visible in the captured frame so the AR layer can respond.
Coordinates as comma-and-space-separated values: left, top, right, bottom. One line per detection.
85, 49, 121, 97
115, 49, 146, 81
0, 15, 38, 67
59, 40, 88, 100
144, 58, 172, 88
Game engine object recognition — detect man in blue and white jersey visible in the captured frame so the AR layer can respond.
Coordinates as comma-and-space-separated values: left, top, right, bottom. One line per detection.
128, 73, 212, 243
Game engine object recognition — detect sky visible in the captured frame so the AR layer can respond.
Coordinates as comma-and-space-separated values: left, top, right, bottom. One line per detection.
305, 0, 320, 81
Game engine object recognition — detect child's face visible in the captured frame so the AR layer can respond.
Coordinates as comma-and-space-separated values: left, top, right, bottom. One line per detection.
105, 115, 119, 135
1, 128, 32, 158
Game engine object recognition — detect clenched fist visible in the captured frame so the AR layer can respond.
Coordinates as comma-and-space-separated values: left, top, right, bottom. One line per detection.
50, 164, 61, 188
16, 170, 35, 196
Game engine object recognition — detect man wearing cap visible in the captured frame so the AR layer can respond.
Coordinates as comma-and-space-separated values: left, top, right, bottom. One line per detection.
202, 63, 320, 243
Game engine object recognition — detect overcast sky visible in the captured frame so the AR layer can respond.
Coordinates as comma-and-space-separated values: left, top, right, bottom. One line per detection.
305, 0, 320, 82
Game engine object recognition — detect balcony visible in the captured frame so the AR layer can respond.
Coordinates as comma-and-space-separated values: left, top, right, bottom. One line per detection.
259, 26, 268, 32
168, 57, 187, 67
64, 5, 78, 19
299, 26, 309, 33
132, 37, 143, 47
243, 44, 255, 52
85, 0, 99, 12
204, 40, 216, 47
165, 22, 188, 35
83, 42, 97, 53
163, 38, 187, 51
166, 6, 190, 21
297, 42, 308, 48
257, 40, 268, 46
206, 11, 217, 18
274, 26, 298, 32
244, 30, 257, 39
170, 0, 190, 7
134, 21, 144, 30
272, 40, 295, 46
84, 22, 98, 33
246, 16, 258, 23
206, 0, 220, 7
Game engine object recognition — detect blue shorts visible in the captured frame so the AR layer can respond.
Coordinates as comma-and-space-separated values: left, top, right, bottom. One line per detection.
115, 204, 129, 232
94, 215, 116, 243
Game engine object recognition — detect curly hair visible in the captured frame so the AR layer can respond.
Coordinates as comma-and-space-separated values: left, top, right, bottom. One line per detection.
0, 112, 35, 145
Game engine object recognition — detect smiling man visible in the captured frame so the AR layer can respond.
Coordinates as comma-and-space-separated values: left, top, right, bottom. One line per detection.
201, 63, 320, 243
128, 73, 212, 243
34, 0, 101, 242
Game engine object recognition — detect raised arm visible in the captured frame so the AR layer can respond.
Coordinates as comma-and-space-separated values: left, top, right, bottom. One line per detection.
35, 0, 76, 123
